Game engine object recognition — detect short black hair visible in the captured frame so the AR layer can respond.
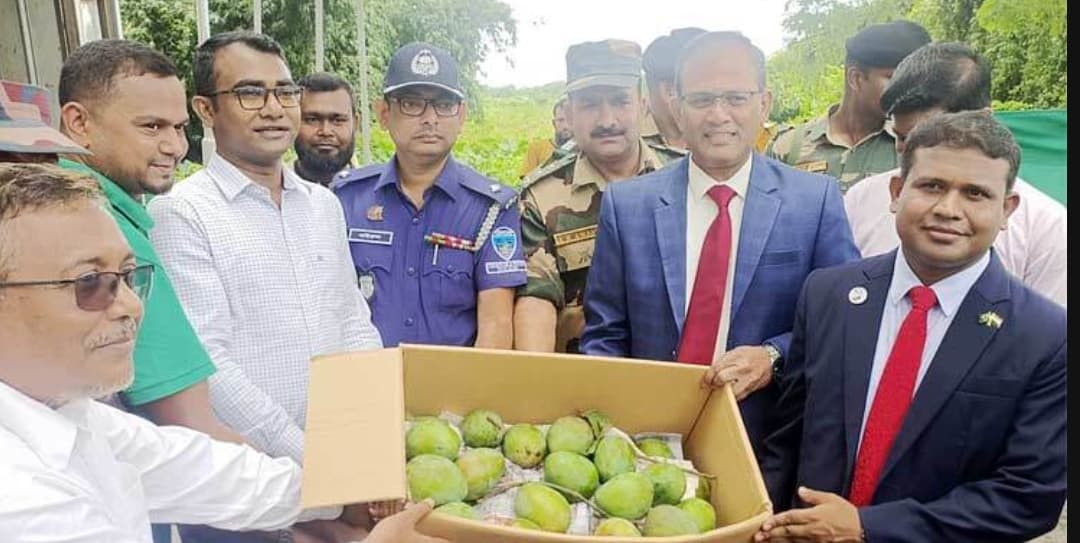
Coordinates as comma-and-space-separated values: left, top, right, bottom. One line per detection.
901, 110, 1020, 191
881, 42, 992, 117
298, 72, 356, 113
59, 39, 178, 106
675, 31, 766, 96
194, 31, 286, 97
552, 96, 567, 116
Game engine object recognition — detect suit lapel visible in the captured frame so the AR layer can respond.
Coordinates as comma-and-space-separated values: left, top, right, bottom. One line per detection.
842, 253, 894, 486
730, 155, 780, 323
878, 254, 1011, 484
656, 159, 690, 333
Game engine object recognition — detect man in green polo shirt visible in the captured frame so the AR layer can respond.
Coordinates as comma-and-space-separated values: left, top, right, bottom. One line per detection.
766, 21, 931, 192
56, 40, 242, 444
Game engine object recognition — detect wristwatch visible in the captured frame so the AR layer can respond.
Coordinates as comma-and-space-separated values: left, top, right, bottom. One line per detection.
763, 343, 783, 378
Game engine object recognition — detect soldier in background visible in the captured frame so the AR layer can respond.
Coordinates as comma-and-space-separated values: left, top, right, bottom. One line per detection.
519, 96, 573, 178
514, 39, 683, 354
767, 21, 930, 192
641, 27, 706, 152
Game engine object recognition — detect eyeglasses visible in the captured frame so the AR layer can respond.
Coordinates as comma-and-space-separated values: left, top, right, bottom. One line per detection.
389, 96, 462, 117
681, 90, 762, 110
206, 85, 305, 110
0, 264, 154, 311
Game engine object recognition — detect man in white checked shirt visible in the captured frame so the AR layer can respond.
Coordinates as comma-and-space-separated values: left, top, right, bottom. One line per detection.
148, 31, 386, 542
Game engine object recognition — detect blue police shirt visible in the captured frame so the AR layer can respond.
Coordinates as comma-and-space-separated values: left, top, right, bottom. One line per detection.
333, 156, 526, 347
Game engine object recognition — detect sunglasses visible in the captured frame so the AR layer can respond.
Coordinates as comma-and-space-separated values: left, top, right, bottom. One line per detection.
0, 264, 154, 311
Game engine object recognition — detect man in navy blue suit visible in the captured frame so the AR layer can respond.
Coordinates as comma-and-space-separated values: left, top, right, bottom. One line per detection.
580, 31, 860, 455
757, 111, 1066, 542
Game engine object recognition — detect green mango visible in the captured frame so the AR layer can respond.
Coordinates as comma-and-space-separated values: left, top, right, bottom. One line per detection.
636, 438, 675, 459
406, 454, 467, 506
543, 451, 600, 498
594, 472, 654, 520
456, 448, 506, 501
546, 416, 595, 455
593, 517, 642, 536
502, 424, 546, 468
642, 504, 699, 536
593, 436, 636, 482
643, 463, 687, 505
405, 417, 461, 460
434, 501, 480, 521
513, 482, 572, 533
460, 409, 504, 448
678, 497, 717, 533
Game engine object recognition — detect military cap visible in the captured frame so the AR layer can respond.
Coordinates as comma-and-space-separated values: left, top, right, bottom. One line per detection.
565, 39, 642, 93
845, 21, 932, 69
383, 42, 465, 99
0, 81, 88, 156
643, 27, 707, 82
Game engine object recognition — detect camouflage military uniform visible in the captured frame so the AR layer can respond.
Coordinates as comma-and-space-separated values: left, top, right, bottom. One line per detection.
517, 139, 683, 353
766, 104, 897, 193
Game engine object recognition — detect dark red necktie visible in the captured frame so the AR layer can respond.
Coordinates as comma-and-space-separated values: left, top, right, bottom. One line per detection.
849, 285, 938, 506
678, 184, 736, 365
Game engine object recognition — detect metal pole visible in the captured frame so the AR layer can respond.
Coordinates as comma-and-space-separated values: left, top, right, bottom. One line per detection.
195, 0, 215, 163
315, 0, 325, 71
355, 0, 371, 164
253, 0, 262, 34
16, 0, 37, 85
108, 0, 124, 38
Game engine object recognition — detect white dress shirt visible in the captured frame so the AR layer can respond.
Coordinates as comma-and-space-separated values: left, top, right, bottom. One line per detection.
685, 154, 752, 361
844, 169, 1067, 307
148, 156, 383, 462
0, 380, 337, 542
858, 250, 990, 448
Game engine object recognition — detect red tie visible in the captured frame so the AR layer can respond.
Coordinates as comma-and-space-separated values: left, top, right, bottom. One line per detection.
849, 285, 938, 506
678, 185, 736, 365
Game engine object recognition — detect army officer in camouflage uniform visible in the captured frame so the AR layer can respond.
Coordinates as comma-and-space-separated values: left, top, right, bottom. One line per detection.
766, 21, 930, 192
514, 39, 683, 354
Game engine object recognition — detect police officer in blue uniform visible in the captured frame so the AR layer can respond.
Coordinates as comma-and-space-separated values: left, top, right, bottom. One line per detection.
333, 42, 525, 348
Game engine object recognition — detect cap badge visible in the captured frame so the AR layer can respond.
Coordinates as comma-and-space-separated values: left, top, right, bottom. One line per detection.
411, 49, 440, 76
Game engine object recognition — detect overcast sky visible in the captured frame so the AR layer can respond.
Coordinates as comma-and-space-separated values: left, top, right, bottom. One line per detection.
479, 0, 790, 88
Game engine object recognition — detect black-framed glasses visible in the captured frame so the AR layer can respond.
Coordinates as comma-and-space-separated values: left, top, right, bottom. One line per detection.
681, 90, 762, 110
389, 96, 462, 117
0, 264, 154, 311
206, 85, 305, 110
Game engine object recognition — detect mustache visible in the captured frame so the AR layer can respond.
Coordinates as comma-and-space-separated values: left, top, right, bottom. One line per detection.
590, 127, 626, 139
88, 318, 138, 349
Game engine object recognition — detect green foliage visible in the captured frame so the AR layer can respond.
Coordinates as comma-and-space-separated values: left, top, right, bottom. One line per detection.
767, 0, 1067, 123
121, 0, 516, 160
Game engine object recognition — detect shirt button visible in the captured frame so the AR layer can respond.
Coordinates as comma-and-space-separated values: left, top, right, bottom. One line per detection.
411, 217, 420, 225
447, 264, 455, 272
405, 317, 415, 326
407, 266, 416, 276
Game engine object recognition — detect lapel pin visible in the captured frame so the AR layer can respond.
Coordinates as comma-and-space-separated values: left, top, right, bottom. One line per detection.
848, 286, 868, 305
366, 205, 384, 222
978, 311, 1004, 329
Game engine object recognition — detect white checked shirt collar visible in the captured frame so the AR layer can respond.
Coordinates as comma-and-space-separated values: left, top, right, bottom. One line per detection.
206, 155, 307, 202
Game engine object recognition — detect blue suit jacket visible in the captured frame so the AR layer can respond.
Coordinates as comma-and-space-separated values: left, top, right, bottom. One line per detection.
580, 154, 860, 453
763, 252, 1067, 542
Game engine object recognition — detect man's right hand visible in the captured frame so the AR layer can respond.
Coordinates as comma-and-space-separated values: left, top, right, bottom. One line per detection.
365, 500, 450, 543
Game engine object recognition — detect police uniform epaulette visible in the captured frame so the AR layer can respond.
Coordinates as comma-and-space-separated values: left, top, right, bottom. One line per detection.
520, 151, 577, 191
646, 140, 689, 157
460, 176, 519, 209
329, 163, 386, 191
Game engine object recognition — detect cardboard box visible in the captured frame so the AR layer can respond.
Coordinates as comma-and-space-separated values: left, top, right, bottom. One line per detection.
303, 344, 772, 542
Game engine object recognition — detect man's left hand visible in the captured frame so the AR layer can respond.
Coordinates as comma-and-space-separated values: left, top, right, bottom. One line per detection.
754, 487, 863, 542
702, 346, 774, 400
